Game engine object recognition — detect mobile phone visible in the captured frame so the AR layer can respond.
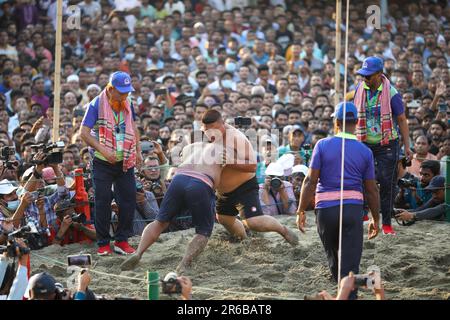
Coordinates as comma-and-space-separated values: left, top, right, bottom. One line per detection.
438, 102, 447, 113
234, 117, 252, 127
154, 88, 168, 96
141, 141, 154, 153
67, 254, 92, 267
30, 191, 40, 201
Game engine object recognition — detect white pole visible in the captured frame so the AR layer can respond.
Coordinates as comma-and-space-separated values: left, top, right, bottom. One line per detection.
334, 0, 342, 105
52, 0, 63, 142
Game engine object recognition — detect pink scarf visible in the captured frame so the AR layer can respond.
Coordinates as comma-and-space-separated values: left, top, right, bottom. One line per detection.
353, 74, 394, 145
98, 90, 136, 172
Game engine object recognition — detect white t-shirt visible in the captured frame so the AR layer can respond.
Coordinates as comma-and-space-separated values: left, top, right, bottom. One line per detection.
78, 1, 102, 18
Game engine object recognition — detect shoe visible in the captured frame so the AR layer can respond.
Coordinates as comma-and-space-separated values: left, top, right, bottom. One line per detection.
114, 241, 136, 255
382, 224, 396, 235
98, 244, 113, 256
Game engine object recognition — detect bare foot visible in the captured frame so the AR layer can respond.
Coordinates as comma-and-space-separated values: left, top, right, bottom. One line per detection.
176, 263, 188, 275
283, 226, 299, 246
120, 254, 141, 271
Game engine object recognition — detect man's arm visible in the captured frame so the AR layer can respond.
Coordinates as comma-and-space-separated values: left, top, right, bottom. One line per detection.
396, 113, 413, 158
80, 126, 116, 163
364, 179, 380, 224
297, 168, 319, 213
412, 203, 446, 221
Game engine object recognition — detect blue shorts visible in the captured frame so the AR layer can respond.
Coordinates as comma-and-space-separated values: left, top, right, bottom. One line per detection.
157, 174, 215, 237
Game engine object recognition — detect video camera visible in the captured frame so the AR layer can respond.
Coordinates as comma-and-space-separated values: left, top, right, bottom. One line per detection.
55, 196, 86, 224
30, 141, 65, 166
0, 146, 19, 169
234, 116, 252, 128
398, 177, 416, 189
0, 225, 32, 258
161, 272, 182, 295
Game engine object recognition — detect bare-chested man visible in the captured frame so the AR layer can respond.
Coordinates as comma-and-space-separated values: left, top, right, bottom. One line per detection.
201, 110, 298, 245
121, 138, 223, 272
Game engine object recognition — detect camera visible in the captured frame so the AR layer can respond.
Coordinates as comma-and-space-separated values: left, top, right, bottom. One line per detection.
234, 116, 252, 128
400, 157, 412, 168
141, 141, 154, 153
149, 181, 163, 196
30, 188, 46, 201
270, 177, 283, 190
0, 226, 32, 258
31, 141, 65, 165
136, 179, 144, 192
0, 146, 18, 169
161, 272, 182, 295
398, 177, 416, 188
353, 266, 381, 290
71, 212, 86, 224
67, 254, 92, 267
438, 102, 447, 113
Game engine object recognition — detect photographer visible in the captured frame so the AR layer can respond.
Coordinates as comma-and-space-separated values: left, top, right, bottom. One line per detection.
141, 156, 167, 205
259, 163, 297, 216
0, 238, 29, 300
26, 269, 94, 300
51, 195, 96, 246
395, 176, 447, 223
290, 165, 309, 205
395, 160, 440, 210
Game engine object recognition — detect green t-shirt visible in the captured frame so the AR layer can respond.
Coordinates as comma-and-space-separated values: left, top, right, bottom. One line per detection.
363, 82, 399, 144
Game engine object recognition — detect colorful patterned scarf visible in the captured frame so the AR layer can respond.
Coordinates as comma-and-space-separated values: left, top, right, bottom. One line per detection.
354, 74, 394, 145
98, 90, 136, 172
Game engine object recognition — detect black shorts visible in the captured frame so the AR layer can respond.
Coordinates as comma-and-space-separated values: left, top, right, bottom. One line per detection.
216, 176, 263, 219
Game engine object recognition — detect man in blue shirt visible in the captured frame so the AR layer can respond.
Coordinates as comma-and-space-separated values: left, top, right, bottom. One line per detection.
296, 102, 380, 300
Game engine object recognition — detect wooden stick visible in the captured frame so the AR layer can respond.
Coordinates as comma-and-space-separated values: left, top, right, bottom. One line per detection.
52, 0, 63, 142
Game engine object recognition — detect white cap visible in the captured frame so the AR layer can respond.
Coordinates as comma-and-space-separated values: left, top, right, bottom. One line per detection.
87, 84, 101, 92
292, 164, 308, 176
0, 179, 18, 195
265, 162, 284, 176
277, 153, 295, 170
67, 74, 79, 83
251, 85, 265, 96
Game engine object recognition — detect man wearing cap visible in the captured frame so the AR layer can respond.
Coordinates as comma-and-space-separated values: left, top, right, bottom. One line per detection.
278, 125, 309, 166
259, 162, 297, 216
80, 71, 142, 256
348, 56, 412, 235
0, 179, 21, 244
290, 164, 309, 204
296, 102, 380, 300
395, 176, 447, 222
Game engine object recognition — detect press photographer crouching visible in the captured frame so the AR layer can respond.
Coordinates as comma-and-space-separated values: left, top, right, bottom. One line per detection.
395, 160, 440, 210
52, 194, 96, 246
141, 155, 167, 206
0, 238, 30, 300
259, 163, 297, 216
25, 269, 95, 300
395, 175, 447, 224
290, 164, 308, 204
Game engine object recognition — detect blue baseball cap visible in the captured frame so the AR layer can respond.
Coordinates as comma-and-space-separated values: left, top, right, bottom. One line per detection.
357, 56, 383, 76
332, 102, 358, 120
109, 71, 135, 93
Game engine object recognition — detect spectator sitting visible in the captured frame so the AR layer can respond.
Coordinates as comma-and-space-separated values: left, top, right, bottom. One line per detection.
395, 160, 440, 210
395, 176, 447, 223
406, 135, 436, 177
259, 162, 296, 216
131, 180, 159, 236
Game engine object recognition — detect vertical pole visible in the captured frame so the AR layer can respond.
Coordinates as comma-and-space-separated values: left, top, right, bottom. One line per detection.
446, 158, 450, 222
335, 0, 342, 105
52, 0, 63, 142
148, 271, 159, 300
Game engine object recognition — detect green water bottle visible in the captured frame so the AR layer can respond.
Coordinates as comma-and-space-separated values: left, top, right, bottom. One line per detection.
148, 271, 159, 300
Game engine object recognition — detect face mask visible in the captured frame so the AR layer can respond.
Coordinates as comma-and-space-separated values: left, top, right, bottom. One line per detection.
125, 53, 135, 61
247, 41, 255, 48
85, 67, 96, 73
227, 49, 236, 55
390, 76, 397, 83
226, 62, 237, 73
7, 200, 19, 211
168, 85, 177, 93
362, 45, 368, 51
221, 79, 233, 89
185, 92, 195, 97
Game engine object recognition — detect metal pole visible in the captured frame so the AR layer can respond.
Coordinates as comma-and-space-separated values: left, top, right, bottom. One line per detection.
52, 0, 63, 142
335, 0, 342, 105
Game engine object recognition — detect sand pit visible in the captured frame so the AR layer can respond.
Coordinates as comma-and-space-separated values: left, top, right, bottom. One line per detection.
30, 214, 450, 300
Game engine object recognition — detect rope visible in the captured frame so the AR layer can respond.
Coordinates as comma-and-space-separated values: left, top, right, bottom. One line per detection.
30, 250, 304, 300
337, 0, 351, 289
